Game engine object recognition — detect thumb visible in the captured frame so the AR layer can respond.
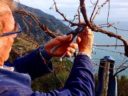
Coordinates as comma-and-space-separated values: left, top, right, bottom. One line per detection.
76, 36, 81, 44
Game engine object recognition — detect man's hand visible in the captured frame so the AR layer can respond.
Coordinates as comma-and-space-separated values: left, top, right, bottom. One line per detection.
44, 34, 78, 57
77, 27, 94, 57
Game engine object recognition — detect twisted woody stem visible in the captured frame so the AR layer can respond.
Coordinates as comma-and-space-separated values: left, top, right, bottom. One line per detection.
79, 0, 128, 57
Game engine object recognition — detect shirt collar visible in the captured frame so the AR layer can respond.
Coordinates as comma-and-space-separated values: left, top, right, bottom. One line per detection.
0, 65, 14, 71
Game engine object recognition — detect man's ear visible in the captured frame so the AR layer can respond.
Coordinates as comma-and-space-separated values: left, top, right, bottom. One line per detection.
0, 22, 3, 34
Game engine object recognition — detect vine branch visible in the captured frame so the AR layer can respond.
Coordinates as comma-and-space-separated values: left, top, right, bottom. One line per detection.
79, 0, 128, 57
15, 9, 59, 38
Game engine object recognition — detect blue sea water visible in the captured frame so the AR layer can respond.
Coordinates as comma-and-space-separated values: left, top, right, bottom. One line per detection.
92, 21, 128, 76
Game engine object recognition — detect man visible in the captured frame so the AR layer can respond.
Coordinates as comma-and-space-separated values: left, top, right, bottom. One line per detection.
0, 0, 94, 96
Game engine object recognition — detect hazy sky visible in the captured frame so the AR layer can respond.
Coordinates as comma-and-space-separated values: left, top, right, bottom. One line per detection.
17, 0, 128, 61
18, 0, 128, 22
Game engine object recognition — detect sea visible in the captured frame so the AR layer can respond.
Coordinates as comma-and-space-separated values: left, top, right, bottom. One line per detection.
92, 21, 128, 76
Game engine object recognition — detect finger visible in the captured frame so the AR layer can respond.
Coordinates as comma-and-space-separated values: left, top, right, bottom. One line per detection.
66, 51, 72, 57
69, 43, 78, 49
67, 47, 76, 54
44, 39, 60, 49
57, 34, 73, 43
86, 27, 93, 35
78, 27, 92, 37
47, 35, 73, 47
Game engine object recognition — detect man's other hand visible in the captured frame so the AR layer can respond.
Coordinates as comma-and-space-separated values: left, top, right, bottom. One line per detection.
44, 34, 78, 57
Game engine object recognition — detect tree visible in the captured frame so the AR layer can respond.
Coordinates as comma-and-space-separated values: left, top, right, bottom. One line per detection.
14, 0, 128, 81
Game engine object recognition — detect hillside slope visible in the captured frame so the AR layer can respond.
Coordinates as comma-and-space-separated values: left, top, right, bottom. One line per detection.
9, 4, 71, 61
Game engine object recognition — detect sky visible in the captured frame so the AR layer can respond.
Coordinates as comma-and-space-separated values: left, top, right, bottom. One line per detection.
18, 0, 128, 47
18, 0, 128, 22
17, 0, 128, 65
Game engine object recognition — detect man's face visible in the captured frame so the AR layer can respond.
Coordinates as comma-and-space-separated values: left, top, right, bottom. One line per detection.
0, 4, 16, 66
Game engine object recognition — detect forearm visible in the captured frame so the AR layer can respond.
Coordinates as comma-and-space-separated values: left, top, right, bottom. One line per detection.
64, 55, 95, 96
13, 47, 53, 80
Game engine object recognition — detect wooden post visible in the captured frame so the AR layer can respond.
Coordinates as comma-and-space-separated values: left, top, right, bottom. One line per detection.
96, 56, 116, 96
101, 62, 110, 96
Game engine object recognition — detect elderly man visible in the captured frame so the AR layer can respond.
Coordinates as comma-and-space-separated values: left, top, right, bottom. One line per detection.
0, 0, 94, 96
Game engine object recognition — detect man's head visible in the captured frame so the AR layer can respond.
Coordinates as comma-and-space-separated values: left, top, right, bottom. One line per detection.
0, 0, 17, 66
0, 0, 16, 11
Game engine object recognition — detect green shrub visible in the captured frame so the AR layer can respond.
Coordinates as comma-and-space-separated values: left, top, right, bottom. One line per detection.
32, 58, 72, 92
